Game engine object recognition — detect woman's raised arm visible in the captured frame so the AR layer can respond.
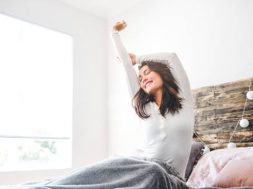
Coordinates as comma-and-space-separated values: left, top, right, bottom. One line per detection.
111, 21, 140, 98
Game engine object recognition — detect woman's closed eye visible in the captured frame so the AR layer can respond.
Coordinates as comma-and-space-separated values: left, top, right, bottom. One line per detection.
139, 70, 151, 82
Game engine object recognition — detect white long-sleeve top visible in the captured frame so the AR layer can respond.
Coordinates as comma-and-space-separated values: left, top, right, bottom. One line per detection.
111, 32, 194, 178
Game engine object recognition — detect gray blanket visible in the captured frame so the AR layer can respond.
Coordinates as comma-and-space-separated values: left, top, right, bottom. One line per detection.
1, 156, 189, 189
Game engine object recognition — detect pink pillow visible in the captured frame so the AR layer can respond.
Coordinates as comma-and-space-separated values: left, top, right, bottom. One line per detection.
212, 159, 253, 188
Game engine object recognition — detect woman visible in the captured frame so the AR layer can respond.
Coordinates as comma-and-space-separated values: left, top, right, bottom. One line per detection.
4, 22, 193, 189
111, 21, 194, 180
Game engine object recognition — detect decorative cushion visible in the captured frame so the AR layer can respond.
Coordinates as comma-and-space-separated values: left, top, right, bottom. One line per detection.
212, 159, 253, 188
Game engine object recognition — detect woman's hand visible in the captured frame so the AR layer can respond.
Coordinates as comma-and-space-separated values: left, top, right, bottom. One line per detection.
112, 20, 127, 32
112, 21, 136, 65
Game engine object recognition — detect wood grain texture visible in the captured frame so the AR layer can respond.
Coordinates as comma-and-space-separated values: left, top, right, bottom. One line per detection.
192, 77, 253, 149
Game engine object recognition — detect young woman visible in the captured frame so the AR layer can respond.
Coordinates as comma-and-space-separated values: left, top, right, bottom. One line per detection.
4, 21, 194, 189
111, 21, 194, 180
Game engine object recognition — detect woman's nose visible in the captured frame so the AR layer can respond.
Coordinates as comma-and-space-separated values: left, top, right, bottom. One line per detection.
142, 76, 148, 84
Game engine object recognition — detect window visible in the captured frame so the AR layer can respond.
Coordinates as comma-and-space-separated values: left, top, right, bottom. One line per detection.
0, 13, 73, 171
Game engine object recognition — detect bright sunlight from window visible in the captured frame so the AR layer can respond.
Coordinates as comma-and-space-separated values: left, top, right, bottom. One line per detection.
0, 13, 73, 171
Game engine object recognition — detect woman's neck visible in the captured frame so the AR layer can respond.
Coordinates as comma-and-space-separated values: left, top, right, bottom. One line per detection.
154, 89, 163, 108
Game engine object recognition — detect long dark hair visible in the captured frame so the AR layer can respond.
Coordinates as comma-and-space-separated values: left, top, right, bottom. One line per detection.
133, 60, 184, 119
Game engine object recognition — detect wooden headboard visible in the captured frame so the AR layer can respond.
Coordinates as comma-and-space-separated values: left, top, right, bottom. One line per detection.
192, 77, 253, 149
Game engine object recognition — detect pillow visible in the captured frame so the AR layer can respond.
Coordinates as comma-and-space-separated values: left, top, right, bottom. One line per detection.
212, 159, 253, 188
185, 141, 204, 181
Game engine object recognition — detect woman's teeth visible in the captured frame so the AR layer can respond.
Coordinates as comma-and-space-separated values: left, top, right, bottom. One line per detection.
146, 81, 152, 88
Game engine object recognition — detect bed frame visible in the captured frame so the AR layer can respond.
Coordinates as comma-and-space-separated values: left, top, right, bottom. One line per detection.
192, 77, 253, 149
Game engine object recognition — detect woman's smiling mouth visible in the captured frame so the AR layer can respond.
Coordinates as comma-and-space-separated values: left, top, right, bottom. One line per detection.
145, 81, 153, 89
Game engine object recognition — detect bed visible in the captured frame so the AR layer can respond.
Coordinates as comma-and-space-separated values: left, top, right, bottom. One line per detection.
185, 76, 253, 188
2, 77, 253, 189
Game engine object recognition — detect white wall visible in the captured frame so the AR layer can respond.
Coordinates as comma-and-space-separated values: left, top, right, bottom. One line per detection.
107, 0, 253, 155
0, 0, 108, 185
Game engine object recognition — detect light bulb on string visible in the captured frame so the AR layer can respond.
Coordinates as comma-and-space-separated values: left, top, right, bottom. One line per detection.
227, 142, 237, 148
202, 146, 210, 154
240, 118, 249, 128
247, 91, 253, 100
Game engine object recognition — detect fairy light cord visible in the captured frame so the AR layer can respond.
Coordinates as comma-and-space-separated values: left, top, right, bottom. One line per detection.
228, 120, 240, 143
229, 79, 252, 143
193, 130, 208, 147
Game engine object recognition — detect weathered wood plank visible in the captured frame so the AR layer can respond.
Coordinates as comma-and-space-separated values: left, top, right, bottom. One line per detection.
193, 133, 218, 144
194, 109, 216, 125
217, 131, 253, 143
194, 124, 217, 134
193, 87, 215, 108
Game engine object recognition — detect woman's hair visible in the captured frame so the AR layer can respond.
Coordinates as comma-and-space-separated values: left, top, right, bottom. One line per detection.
133, 60, 184, 119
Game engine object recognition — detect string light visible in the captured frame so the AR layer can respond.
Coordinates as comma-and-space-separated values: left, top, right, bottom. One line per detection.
228, 79, 252, 148
194, 79, 252, 152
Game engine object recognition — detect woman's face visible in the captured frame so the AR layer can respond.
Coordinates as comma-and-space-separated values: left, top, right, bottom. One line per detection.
138, 65, 163, 95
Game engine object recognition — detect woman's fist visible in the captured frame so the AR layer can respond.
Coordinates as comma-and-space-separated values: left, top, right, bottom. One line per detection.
113, 20, 127, 32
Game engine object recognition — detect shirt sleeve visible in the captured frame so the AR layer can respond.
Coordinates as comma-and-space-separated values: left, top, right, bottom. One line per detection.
111, 32, 140, 98
136, 52, 193, 105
